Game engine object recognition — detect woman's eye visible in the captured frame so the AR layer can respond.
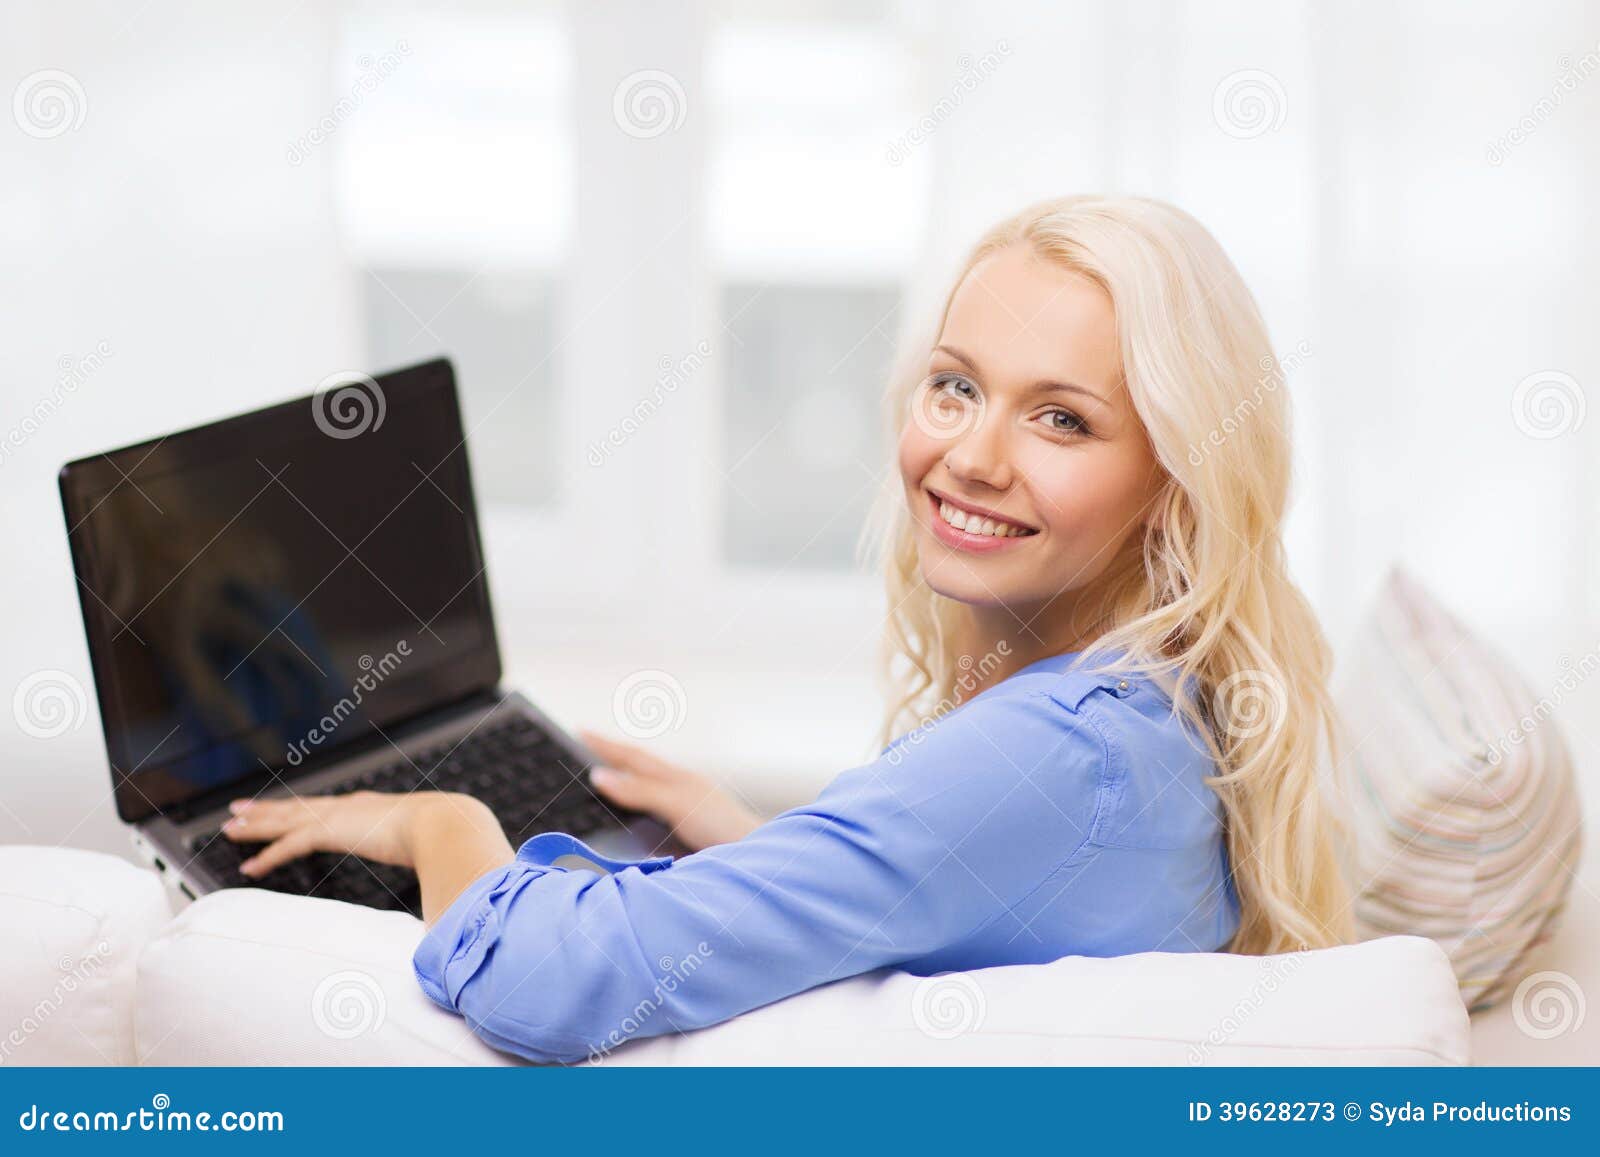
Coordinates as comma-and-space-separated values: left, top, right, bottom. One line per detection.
928, 373, 978, 400
1042, 409, 1088, 435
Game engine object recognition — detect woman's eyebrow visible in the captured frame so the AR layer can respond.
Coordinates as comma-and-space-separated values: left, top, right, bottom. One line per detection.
933, 343, 1109, 407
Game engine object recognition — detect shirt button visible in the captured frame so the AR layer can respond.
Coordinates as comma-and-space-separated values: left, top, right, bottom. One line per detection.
1116, 680, 1131, 694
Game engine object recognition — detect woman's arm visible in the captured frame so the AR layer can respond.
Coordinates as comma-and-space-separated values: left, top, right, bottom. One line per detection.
411, 688, 1110, 1064
409, 797, 515, 925
224, 790, 515, 925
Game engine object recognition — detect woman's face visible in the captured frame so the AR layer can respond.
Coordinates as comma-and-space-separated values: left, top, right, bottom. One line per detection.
898, 244, 1164, 620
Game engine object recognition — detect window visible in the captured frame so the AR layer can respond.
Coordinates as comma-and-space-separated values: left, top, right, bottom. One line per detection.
336, 5, 571, 508
708, 16, 928, 572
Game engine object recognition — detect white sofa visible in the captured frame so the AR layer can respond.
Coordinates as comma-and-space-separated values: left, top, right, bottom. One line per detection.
0, 843, 1495, 1066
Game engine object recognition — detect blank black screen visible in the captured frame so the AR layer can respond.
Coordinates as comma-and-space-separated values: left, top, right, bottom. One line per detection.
61, 360, 500, 821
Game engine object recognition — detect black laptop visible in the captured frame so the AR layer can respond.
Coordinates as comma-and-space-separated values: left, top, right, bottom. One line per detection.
59, 358, 676, 916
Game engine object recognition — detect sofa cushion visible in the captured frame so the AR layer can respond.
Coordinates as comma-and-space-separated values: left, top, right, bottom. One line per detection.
0, 845, 171, 1065
1334, 568, 1584, 1011
134, 886, 1469, 1065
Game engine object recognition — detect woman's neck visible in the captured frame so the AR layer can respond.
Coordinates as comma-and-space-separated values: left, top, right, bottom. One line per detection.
949, 598, 1104, 705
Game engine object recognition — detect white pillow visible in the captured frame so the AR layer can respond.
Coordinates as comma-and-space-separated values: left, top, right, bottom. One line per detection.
1334, 568, 1584, 1011
0, 846, 171, 1064
136, 886, 1469, 1065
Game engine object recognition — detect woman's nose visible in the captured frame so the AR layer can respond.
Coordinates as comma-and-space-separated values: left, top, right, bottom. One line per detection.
943, 419, 1014, 491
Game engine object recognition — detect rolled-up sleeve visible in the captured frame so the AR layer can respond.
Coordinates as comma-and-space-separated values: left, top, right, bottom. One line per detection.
413, 686, 1109, 1063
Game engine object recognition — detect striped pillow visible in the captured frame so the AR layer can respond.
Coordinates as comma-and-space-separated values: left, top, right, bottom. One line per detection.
1334, 568, 1583, 1012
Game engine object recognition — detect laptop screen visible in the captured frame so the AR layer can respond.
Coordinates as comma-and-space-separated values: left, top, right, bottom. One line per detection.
59, 359, 501, 822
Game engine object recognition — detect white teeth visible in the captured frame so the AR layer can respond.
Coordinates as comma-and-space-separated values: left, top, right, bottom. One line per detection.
936, 498, 1029, 538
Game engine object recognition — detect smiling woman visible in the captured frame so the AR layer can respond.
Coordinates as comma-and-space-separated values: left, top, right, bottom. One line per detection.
224, 194, 1350, 1063
875, 195, 1351, 957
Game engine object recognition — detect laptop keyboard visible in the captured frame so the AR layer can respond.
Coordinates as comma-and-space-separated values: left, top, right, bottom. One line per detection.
184, 714, 632, 917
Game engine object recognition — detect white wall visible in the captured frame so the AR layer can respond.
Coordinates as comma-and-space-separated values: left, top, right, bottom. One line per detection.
3, 0, 1597, 858
1, 1, 363, 852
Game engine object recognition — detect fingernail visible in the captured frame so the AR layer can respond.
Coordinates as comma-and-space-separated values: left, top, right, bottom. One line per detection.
589, 766, 617, 785
239, 859, 258, 876
229, 800, 250, 813
223, 816, 243, 831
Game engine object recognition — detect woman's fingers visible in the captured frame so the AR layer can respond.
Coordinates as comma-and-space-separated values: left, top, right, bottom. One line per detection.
578, 730, 656, 774
239, 829, 317, 877
224, 797, 327, 876
223, 797, 313, 842
588, 764, 665, 812
579, 730, 691, 782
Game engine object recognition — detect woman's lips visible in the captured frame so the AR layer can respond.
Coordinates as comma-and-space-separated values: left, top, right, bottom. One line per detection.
925, 490, 1037, 554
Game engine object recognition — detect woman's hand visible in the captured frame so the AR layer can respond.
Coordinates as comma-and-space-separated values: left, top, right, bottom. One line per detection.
223, 790, 490, 877
579, 730, 763, 852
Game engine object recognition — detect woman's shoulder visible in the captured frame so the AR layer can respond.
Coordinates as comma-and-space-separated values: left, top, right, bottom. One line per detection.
880, 649, 1167, 768
884, 648, 1209, 778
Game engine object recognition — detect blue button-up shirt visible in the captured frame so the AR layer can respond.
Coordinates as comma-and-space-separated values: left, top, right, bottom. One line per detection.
413, 651, 1241, 1063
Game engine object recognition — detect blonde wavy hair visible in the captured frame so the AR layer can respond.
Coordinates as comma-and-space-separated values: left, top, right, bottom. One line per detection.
867, 194, 1353, 956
